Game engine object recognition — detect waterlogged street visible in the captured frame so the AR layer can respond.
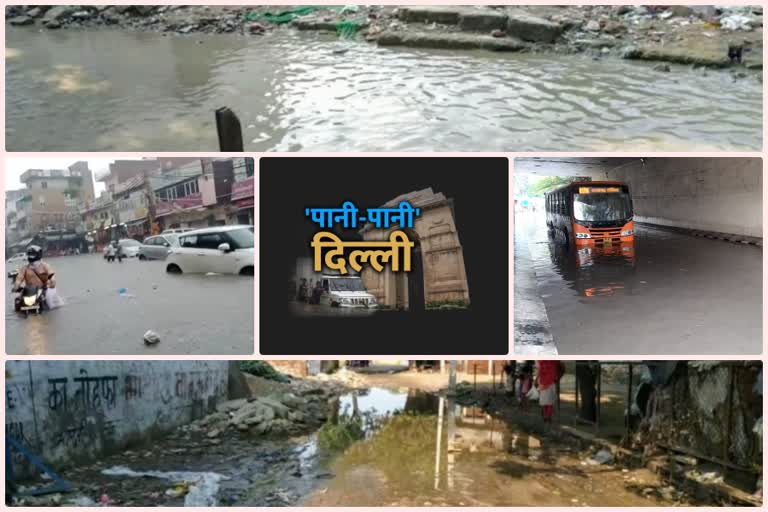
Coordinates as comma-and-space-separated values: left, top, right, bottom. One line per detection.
27, 378, 682, 507
301, 390, 667, 507
6, 27, 762, 152
5, 255, 253, 355
515, 210, 762, 355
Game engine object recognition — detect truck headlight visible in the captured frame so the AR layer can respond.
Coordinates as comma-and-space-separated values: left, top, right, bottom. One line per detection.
621, 229, 634, 236
575, 233, 591, 239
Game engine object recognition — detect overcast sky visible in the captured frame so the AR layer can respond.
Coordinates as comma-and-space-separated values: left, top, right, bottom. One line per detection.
5, 157, 146, 196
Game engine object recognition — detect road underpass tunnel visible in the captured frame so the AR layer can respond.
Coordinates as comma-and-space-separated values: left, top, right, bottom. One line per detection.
514, 157, 762, 355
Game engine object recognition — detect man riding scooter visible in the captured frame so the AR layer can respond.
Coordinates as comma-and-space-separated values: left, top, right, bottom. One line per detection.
13, 246, 56, 312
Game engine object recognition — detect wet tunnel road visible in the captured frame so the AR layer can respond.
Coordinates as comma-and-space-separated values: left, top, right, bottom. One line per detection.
516, 212, 762, 355
5, 255, 254, 355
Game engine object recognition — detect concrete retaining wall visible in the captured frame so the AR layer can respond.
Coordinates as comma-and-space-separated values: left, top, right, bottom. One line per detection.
605, 158, 762, 238
6, 361, 229, 472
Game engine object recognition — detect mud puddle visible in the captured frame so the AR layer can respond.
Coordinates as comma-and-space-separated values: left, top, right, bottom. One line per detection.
14, 386, 686, 507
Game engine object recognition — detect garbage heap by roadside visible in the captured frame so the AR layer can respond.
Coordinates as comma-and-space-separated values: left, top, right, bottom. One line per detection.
188, 369, 351, 438
5, 5, 763, 71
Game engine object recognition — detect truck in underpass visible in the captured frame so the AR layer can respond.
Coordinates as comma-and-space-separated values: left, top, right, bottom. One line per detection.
293, 257, 378, 308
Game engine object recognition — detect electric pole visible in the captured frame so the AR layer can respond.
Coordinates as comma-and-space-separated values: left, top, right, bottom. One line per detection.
143, 169, 157, 235
447, 360, 458, 395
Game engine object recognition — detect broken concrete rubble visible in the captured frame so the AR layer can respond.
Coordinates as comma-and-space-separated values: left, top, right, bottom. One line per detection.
458, 10, 508, 32
9, 16, 34, 26
506, 14, 564, 43
185, 378, 343, 439
624, 41, 732, 67
5, 5, 762, 72
378, 31, 526, 51
398, 6, 461, 25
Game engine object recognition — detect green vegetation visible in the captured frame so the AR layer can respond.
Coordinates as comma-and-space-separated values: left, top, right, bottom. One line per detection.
527, 176, 580, 197
317, 415, 366, 452
239, 361, 290, 383
336, 20, 363, 38
248, 6, 319, 24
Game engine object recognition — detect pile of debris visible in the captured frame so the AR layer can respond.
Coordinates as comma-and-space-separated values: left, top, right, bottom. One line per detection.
5, 5, 763, 70
5, 5, 251, 33
309, 368, 370, 389
186, 385, 340, 438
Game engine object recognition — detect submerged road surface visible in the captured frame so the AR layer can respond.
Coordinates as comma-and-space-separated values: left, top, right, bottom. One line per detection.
6, 28, 762, 152
6, 255, 253, 355
515, 210, 762, 355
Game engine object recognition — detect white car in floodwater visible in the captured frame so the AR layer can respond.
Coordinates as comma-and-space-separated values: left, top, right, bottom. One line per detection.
118, 239, 142, 258
165, 225, 254, 275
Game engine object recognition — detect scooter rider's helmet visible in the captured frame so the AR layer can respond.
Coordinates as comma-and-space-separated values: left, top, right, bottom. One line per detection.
27, 245, 43, 263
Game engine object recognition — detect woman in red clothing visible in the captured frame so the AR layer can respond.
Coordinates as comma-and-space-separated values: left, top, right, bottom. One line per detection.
535, 361, 565, 423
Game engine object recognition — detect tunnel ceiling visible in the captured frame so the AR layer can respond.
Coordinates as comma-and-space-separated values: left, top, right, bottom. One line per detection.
515, 157, 642, 177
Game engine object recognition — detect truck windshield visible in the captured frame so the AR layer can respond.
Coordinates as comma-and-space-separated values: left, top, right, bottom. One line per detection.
573, 193, 632, 222
329, 278, 366, 292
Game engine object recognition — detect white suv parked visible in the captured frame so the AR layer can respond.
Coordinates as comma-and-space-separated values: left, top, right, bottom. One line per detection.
165, 225, 254, 275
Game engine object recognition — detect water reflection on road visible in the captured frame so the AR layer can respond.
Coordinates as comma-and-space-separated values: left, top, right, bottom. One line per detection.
58, 384, 680, 507
517, 210, 762, 354
302, 387, 673, 506
5, 255, 253, 355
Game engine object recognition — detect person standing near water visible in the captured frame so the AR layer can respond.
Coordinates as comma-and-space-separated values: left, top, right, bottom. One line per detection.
518, 361, 535, 411
535, 361, 565, 424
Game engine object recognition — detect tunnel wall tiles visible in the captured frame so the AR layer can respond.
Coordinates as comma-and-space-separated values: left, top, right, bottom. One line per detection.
5, 360, 229, 473
605, 157, 762, 238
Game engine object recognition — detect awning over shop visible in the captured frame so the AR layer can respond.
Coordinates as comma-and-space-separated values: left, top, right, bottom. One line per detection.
234, 197, 254, 209
231, 177, 254, 202
43, 234, 79, 242
12, 238, 33, 248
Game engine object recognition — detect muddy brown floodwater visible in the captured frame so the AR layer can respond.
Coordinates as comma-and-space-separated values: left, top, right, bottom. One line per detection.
5, 255, 253, 355
6, 28, 762, 152
302, 390, 677, 507
33, 386, 684, 507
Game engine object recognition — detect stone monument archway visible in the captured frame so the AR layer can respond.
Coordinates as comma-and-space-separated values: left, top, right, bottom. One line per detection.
359, 188, 470, 310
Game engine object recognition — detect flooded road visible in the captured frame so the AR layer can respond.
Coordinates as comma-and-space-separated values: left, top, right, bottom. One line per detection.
56, 386, 678, 507
6, 27, 762, 152
515, 210, 762, 355
5, 255, 253, 355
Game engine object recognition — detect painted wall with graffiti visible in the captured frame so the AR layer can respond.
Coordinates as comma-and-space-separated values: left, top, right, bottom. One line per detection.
5, 361, 229, 471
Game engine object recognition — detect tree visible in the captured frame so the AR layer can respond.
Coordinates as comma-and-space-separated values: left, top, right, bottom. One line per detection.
527, 176, 587, 197
577, 362, 598, 422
